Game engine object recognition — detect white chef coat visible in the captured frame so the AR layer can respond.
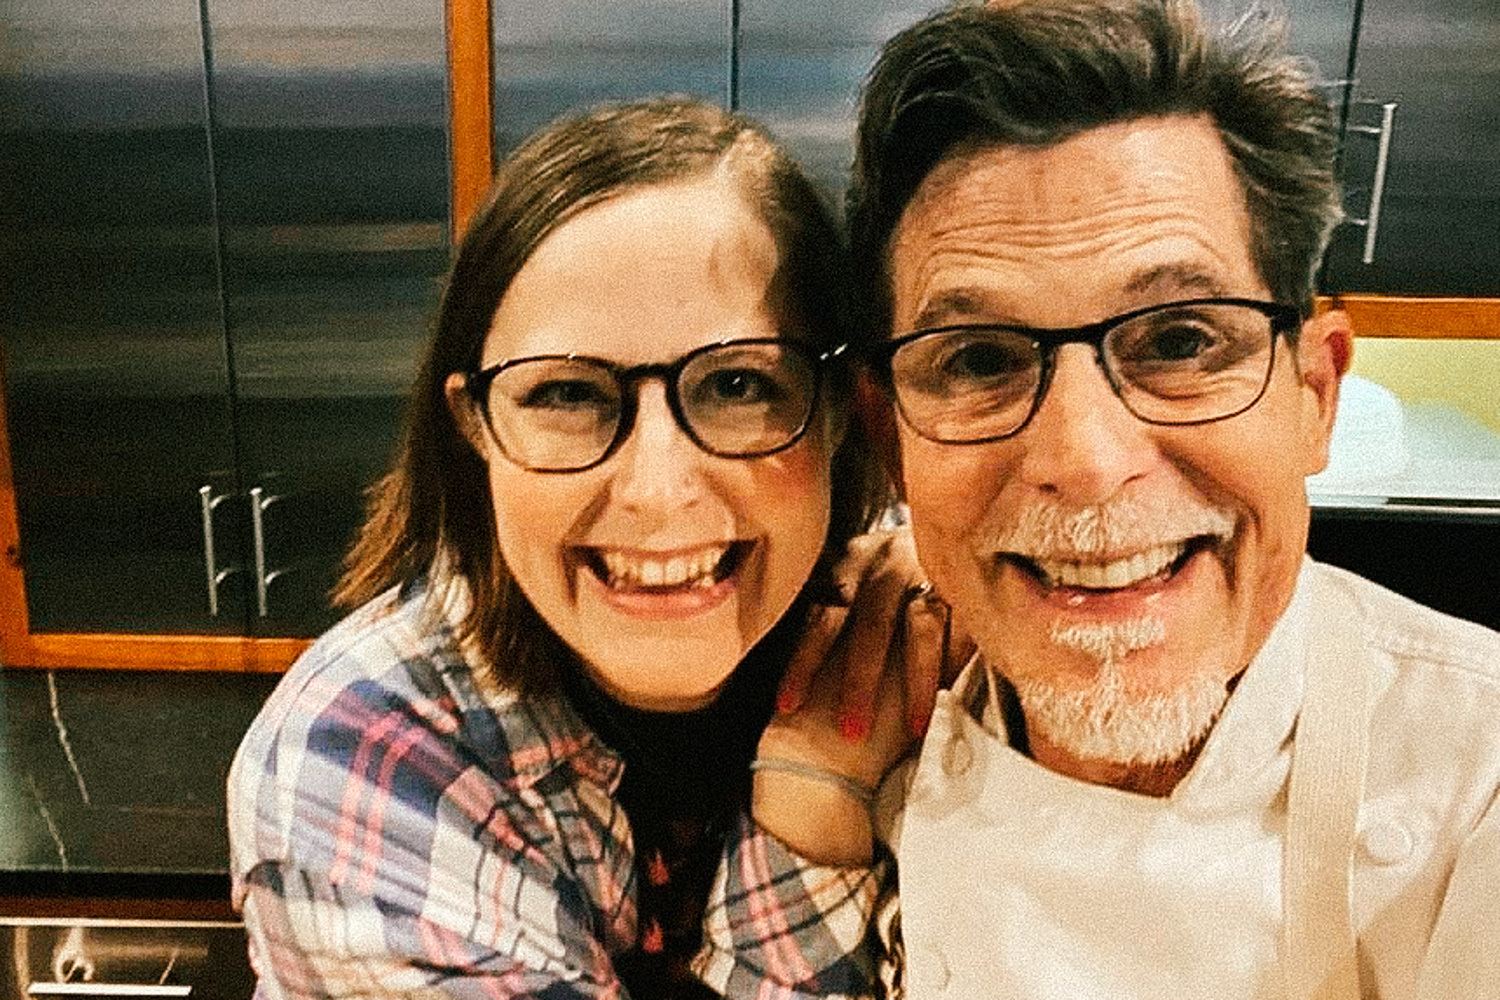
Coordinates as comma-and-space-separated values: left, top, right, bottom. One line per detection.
884, 559, 1500, 1000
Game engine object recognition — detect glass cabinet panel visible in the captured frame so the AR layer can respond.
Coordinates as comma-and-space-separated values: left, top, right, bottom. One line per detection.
1, 0, 449, 640
207, 0, 450, 636
1310, 338, 1500, 504
737, 0, 938, 199
491, 0, 731, 155
0, 0, 244, 634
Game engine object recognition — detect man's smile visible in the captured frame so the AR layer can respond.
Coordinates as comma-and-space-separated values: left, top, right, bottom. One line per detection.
1000, 527, 1232, 596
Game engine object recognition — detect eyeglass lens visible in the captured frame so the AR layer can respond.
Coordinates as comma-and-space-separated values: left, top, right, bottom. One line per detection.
890, 301, 1278, 442
480, 341, 818, 471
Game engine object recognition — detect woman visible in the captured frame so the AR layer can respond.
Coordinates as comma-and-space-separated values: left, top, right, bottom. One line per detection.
227, 97, 889, 998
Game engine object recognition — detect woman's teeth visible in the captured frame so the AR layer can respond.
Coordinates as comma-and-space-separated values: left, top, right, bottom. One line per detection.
1031, 541, 1186, 590
600, 546, 729, 589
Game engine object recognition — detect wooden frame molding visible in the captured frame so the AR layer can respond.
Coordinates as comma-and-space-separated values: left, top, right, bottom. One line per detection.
1317, 295, 1500, 339
0, 0, 498, 672
1, 0, 1494, 672
446, 0, 495, 238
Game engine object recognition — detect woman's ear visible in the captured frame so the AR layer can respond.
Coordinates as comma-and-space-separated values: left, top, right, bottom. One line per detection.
1296, 308, 1354, 475
855, 369, 904, 500
444, 372, 488, 457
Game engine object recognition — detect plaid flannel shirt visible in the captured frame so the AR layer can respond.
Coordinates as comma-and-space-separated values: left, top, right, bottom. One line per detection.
228, 580, 886, 999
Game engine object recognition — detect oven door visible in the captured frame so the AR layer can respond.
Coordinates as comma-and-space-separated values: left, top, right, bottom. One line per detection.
1, 918, 254, 1000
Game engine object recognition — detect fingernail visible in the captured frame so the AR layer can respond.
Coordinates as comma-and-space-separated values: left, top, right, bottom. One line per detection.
840, 713, 868, 742
776, 689, 799, 714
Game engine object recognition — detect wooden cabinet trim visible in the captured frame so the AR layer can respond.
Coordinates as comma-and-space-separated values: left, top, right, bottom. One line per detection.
447, 0, 494, 239
4, 633, 306, 673
0, 0, 1491, 674
0, 338, 34, 663
1317, 296, 1500, 339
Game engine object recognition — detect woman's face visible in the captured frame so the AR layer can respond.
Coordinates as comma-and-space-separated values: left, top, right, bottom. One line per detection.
448, 178, 838, 711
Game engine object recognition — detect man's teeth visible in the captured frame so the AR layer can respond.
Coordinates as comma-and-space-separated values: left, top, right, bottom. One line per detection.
1030, 541, 1185, 590
600, 546, 728, 589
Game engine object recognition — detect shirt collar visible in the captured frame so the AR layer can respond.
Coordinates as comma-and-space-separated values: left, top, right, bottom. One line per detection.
426, 566, 625, 794
953, 558, 1317, 813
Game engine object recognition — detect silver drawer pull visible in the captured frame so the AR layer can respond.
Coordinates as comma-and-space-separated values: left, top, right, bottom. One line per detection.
198, 485, 236, 616
1344, 100, 1398, 264
29, 986, 191, 997
249, 486, 285, 617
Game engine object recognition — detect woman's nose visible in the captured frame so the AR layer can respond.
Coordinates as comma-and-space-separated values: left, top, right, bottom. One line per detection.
609, 380, 708, 512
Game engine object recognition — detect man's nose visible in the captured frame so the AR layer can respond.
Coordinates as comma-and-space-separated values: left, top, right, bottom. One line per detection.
1015, 344, 1158, 502
610, 380, 707, 511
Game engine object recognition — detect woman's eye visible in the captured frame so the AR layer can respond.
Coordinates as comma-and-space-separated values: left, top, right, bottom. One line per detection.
519, 379, 613, 410
698, 368, 783, 405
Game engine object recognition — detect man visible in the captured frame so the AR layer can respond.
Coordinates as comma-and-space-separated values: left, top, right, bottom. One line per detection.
697, 1, 1500, 997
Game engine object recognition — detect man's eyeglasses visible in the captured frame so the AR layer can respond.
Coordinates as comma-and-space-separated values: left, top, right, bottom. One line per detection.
461, 338, 839, 473
868, 298, 1302, 444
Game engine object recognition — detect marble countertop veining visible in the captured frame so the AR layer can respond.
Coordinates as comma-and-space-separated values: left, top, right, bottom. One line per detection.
0, 668, 279, 878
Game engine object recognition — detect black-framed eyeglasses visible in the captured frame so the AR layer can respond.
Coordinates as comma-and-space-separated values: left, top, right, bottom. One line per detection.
461, 338, 841, 473
867, 297, 1302, 444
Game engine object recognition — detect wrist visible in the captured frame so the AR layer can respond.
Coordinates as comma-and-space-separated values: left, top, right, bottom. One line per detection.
750, 758, 876, 867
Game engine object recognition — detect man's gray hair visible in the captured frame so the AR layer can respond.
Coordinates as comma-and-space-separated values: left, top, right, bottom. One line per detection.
847, 0, 1343, 335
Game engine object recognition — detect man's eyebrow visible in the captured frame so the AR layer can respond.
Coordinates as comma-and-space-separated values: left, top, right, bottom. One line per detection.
908, 288, 1015, 332
1123, 264, 1228, 299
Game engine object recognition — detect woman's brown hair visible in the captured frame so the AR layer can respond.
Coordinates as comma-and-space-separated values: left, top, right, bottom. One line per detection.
335, 96, 886, 693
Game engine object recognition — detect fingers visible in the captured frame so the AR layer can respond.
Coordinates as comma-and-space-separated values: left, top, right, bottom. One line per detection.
777, 604, 850, 715
901, 590, 949, 738
833, 570, 911, 741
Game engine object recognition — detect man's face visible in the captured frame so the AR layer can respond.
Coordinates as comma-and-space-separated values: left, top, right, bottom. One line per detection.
885, 115, 1347, 771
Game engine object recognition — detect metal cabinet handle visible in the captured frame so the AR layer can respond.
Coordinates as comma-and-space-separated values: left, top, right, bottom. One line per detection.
247, 486, 285, 618
248, 486, 295, 618
29, 985, 191, 997
197, 486, 236, 617
1345, 101, 1397, 264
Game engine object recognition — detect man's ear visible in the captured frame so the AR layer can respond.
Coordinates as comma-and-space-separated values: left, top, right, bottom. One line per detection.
1296, 308, 1354, 475
855, 369, 905, 499
444, 372, 489, 457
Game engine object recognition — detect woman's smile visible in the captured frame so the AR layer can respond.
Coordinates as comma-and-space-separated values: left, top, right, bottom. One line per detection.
577, 541, 756, 621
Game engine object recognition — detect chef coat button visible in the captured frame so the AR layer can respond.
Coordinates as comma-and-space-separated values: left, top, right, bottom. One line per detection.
1360, 819, 1413, 865
907, 943, 951, 991
941, 734, 973, 777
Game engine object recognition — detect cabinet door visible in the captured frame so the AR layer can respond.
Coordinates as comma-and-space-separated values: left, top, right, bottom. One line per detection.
1197, 0, 1357, 120
737, 1, 936, 199
1320, 0, 1500, 295
490, 0, 731, 156
207, 0, 451, 636
0, 0, 247, 635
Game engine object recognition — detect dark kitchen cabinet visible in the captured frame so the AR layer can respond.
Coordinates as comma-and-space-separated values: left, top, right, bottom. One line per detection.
1318, 0, 1500, 297
489, 0, 732, 155
736, 1, 939, 199
0, 0, 449, 666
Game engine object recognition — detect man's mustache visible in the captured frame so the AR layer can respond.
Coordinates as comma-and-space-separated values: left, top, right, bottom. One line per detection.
981, 495, 1237, 559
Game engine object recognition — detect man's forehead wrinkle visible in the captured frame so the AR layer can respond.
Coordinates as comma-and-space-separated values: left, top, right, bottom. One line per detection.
899, 208, 1226, 330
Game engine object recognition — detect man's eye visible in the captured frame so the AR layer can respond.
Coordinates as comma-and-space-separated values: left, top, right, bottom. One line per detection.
939, 339, 1032, 381
1135, 323, 1220, 362
519, 379, 614, 410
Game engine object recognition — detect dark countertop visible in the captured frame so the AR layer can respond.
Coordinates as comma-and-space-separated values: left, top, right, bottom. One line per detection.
0, 668, 279, 883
